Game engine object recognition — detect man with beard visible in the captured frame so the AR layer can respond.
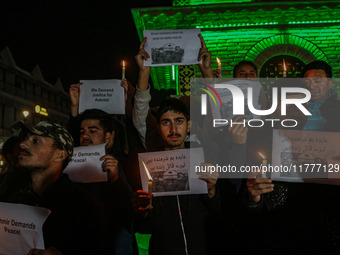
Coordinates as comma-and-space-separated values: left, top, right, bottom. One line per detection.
132, 98, 220, 255
302, 60, 340, 131
66, 108, 137, 255
133, 35, 248, 255
245, 61, 340, 254
77, 108, 124, 181
248, 60, 340, 203
68, 79, 144, 190
5, 121, 113, 255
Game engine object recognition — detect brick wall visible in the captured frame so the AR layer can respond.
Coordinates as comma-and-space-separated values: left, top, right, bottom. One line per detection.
198, 24, 340, 97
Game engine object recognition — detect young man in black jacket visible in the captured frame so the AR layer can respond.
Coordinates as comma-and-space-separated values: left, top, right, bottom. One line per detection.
6, 121, 114, 255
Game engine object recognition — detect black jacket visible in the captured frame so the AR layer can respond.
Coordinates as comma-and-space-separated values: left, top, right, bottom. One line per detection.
8, 174, 115, 255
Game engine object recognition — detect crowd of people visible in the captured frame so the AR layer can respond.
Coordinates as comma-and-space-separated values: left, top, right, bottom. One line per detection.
0, 33, 340, 255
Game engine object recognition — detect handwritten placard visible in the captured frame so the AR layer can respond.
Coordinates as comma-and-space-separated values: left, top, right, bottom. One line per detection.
272, 129, 340, 184
64, 144, 107, 183
143, 29, 202, 67
0, 202, 50, 255
138, 148, 207, 196
79, 79, 125, 114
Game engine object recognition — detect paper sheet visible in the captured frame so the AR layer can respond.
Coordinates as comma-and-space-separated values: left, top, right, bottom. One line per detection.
272, 129, 340, 184
143, 29, 202, 67
79, 79, 125, 114
64, 143, 107, 183
0, 202, 50, 255
138, 148, 208, 196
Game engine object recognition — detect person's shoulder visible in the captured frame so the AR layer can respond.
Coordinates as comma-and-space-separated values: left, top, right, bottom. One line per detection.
322, 93, 340, 107
320, 95, 340, 117
320, 96, 340, 131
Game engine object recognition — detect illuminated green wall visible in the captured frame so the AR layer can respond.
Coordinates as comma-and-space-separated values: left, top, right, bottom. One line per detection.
132, 1, 340, 94
173, 0, 251, 6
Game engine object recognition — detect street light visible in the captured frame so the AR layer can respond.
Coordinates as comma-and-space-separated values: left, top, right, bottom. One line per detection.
22, 111, 29, 122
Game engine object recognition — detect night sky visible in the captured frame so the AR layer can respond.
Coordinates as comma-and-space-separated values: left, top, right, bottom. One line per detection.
0, 0, 172, 91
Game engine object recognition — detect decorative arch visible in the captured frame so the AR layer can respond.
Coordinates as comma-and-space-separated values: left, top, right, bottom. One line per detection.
245, 34, 329, 70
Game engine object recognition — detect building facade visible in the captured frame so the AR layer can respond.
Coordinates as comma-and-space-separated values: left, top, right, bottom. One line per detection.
0, 47, 70, 169
132, 0, 340, 96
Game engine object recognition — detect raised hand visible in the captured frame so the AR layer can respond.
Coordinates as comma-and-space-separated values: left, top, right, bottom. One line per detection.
69, 82, 83, 117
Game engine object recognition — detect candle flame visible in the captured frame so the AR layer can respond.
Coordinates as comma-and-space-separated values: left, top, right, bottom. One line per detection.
283, 59, 287, 71
216, 57, 221, 64
142, 160, 153, 181
122, 60, 125, 67
258, 152, 266, 160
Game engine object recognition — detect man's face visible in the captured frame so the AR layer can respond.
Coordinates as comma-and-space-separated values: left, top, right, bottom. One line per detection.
304, 69, 332, 102
80, 119, 114, 147
158, 110, 191, 150
235, 64, 257, 81
18, 133, 58, 171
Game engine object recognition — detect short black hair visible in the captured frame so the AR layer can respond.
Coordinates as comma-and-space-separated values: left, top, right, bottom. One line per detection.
77, 109, 126, 159
78, 109, 116, 133
301, 60, 332, 78
156, 98, 190, 122
233, 60, 258, 78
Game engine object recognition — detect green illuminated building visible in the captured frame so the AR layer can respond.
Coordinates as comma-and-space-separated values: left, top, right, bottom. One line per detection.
132, 0, 340, 97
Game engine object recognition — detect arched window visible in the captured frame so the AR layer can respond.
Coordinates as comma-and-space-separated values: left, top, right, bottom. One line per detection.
260, 55, 306, 101
260, 55, 305, 79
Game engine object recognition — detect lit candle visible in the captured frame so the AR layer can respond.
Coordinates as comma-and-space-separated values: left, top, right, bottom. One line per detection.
142, 160, 153, 208
259, 152, 267, 166
216, 57, 222, 78
283, 59, 287, 78
122, 60, 126, 80
258, 152, 267, 178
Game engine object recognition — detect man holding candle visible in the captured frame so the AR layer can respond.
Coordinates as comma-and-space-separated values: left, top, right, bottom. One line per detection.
132, 36, 229, 255
247, 60, 340, 204
132, 97, 221, 255
244, 60, 340, 254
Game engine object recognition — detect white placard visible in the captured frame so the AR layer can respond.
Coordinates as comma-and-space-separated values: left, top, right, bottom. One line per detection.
272, 129, 340, 184
0, 202, 50, 255
64, 144, 107, 183
138, 148, 207, 196
208, 80, 262, 126
143, 29, 202, 67
79, 79, 125, 114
